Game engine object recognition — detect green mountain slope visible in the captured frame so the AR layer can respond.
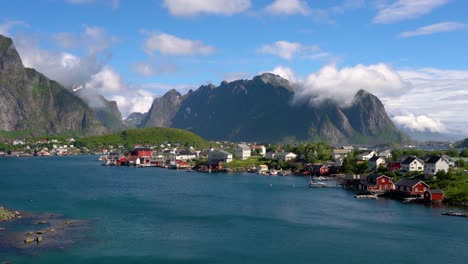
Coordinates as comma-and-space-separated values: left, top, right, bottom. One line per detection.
0, 34, 107, 136
76, 127, 210, 148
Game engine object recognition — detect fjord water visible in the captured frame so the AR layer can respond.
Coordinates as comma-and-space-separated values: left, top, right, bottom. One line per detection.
1, 156, 467, 263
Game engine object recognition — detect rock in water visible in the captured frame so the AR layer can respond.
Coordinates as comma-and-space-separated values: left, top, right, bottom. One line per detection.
24, 237, 34, 244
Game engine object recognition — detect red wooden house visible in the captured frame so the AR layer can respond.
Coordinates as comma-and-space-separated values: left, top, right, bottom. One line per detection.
309, 164, 330, 176
118, 156, 129, 166
359, 174, 394, 192
387, 162, 401, 172
394, 179, 430, 196
424, 189, 444, 202
130, 147, 152, 158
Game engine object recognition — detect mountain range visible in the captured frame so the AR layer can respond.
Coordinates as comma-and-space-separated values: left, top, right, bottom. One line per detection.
132, 74, 409, 145
0, 34, 410, 144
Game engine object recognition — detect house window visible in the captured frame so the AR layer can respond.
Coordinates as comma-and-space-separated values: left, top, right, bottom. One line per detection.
381, 179, 385, 183
415, 187, 419, 192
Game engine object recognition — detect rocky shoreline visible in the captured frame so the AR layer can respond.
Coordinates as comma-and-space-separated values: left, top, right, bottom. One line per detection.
0, 205, 91, 258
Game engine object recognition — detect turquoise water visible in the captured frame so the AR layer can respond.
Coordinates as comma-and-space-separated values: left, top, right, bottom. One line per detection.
1, 156, 467, 263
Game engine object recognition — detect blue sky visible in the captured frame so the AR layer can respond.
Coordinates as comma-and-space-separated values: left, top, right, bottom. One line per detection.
1, 0, 468, 136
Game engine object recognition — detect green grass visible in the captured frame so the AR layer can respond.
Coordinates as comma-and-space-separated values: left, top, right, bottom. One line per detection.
224, 156, 263, 168
0, 130, 34, 139
76, 127, 210, 148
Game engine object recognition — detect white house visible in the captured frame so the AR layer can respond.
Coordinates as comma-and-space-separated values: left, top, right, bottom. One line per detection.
401, 157, 424, 172
359, 150, 376, 161
424, 155, 450, 176
176, 149, 197, 161
251, 145, 266, 157
257, 164, 268, 174
369, 155, 386, 170
274, 152, 297, 161
378, 150, 392, 159
234, 144, 251, 160
332, 149, 350, 160
208, 150, 233, 163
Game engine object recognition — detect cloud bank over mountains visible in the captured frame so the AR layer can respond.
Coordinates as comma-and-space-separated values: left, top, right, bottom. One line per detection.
262, 63, 468, 135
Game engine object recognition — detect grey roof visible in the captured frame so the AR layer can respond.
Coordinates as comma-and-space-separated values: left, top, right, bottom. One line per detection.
210, 149, 232, 155
426, 155, 443, 164
401, 157, 423, 165
179, 149, 195, 155
427, 189, 443, 194
396, 178, 429, 188
236, 144, 251, 151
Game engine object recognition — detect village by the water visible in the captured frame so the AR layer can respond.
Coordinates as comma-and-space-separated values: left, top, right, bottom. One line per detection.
2, 137, 467, 216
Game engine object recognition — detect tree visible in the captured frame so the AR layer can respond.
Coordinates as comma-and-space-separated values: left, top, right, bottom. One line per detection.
446, 148, 459, 158
341, 158, 353, 173
460, 149, 468, 158
455, 159, 465, 168
354, 161, 369, 174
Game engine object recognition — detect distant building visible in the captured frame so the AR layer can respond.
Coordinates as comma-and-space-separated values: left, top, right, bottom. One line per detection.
424, 189, 444, 202
387, 161, 401, 172
176, 149, 197, 161
369, 155, 386, 170
378, 149, 392, 159
265, 151, 277, 160
257, 164, 268, 174
309, 164, 329, 176
401, 157, 424, 172
208, 150, 233, 163
234, 144, 251, 160
359, 150, 376, 161
424, 155, 450, 177
359, 174, 394, 192
332, 149, 350, 160
130, 147, 152, 158
251, 145, 266, 157
394, 179, 429, 196
274, 152, 297, 161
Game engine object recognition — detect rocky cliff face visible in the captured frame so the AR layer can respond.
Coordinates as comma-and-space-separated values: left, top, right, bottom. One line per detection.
85, 95, 125, 133
0, 35, 107, 136
123, 112, 146, 128
140, 89, 182, 128
141, 73, 409, 145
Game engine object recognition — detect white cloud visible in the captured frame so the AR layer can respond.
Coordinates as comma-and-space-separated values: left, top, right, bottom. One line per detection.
143, 32, 215, 56
111, 89, 155, 117
132, 62, 178, 77
261, 66, 298, 83
258, 41, 329, 60
133, 63, 153, 77
397, 68, 468, 80
392, 113, 448, 133
399, 22, 468, 38
163, 0, 251, 16
373, 0, 449, 24
53, 32, 78, 49
295, 64, 409, 106
0, 19, 28, 37
265, 0, 310, 16
83, 25, 118, 54
85, 66, 124, 92
383, 68, 468, 134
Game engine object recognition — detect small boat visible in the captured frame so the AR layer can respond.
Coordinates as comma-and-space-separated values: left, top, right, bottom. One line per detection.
269, 169, 278, 176
186, 168, 196, 172
442, 211, 468, 217
308, 181, 326, 188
